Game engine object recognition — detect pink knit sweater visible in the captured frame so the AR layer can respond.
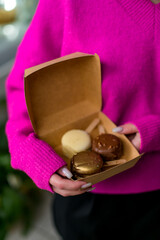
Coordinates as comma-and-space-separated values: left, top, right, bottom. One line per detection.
5, 0, 160, 194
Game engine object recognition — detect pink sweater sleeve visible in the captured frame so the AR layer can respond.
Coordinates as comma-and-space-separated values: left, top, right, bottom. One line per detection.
5, 0, 66, 193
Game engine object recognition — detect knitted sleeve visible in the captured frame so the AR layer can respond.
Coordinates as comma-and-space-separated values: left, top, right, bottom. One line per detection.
129, 115, 160, 154
5, 0, 66, 193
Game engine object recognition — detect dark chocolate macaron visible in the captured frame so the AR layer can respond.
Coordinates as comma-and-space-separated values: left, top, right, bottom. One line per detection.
71, 151, 103, 177
92, 133, 123, 161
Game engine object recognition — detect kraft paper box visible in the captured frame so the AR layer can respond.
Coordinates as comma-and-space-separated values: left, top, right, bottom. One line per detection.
24, 52, 142, 185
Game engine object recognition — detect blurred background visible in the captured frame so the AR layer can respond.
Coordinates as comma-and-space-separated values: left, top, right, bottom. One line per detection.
0, 1, 60, 239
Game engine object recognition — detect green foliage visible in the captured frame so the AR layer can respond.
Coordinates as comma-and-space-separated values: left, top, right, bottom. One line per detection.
0, 99, 42, 239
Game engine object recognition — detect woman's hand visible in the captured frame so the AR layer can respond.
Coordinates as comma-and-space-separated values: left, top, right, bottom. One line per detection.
112, 123, 141, 151
49, 166, 93, 197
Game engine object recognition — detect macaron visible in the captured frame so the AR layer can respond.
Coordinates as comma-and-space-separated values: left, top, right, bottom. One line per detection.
92, 133, 123, 161
71, 150, 103, 177
61, 129, 91, 158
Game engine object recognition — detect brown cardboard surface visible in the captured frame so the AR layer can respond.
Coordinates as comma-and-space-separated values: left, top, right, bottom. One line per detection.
25, 52, 142, 184
25, 52, 101, 143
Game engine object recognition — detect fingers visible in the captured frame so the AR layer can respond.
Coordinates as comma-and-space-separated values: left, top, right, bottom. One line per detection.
127, 133, 136, 141
50, 173, 85, 191
131, 132, 141, 151
112, 123, 138, 135
49, 173, 94, 197
112, 123, 141, 151
52, 186, 90, 197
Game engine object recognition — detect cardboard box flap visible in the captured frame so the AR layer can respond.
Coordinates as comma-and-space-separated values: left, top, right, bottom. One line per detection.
25, 52, 102, 137
25, 52, 93, 77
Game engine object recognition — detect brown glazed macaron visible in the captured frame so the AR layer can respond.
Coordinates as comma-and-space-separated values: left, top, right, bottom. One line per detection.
71, 151, 103, 177
92, 133, 123, 161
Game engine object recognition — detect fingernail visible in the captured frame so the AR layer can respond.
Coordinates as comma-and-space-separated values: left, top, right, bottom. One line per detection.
86, 187, 96, 192
112, 126, 123, 133
81, 182, 92, 189
61, 167, 73, 179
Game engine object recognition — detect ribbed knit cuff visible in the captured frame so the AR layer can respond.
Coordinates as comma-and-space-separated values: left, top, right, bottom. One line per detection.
6, 121, 67, 193
23, 133, 67, 193
127, 115, 160, 154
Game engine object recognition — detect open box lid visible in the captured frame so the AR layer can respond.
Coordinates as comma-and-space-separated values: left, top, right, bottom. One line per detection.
24, 52, 102, 139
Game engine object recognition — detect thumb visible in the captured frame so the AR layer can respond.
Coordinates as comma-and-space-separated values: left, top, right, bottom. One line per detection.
112, 123, 139, 135
57, 166, 73, 179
